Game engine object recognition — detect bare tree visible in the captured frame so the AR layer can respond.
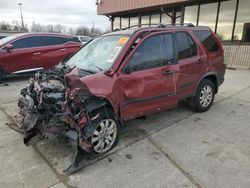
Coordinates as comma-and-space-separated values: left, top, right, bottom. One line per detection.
54, 24, 64, 33
0, 21, 11, 31
31, 22, 45, 32
11, 20, 21, 31
75, 26, 90, 36
90, 27, 102, 37
46, 24, 54, 32
67, 27, 75, 35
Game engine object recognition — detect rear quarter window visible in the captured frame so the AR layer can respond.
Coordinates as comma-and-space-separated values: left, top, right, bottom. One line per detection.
194, 30, 219, 52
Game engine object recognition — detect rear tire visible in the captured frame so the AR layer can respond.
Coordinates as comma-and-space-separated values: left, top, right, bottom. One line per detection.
191, 79, 215, 112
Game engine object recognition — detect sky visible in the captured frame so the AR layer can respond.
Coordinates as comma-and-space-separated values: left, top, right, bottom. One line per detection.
0, 0, 110, 31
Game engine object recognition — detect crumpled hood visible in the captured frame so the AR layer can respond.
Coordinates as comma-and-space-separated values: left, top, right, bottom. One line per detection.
65, 67, 116, 97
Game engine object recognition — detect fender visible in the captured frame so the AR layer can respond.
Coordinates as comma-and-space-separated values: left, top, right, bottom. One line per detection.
194, 72, 219, 96
90, 94, 118, 115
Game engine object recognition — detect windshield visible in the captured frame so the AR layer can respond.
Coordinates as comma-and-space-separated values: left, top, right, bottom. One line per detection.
66, 35, 130, 73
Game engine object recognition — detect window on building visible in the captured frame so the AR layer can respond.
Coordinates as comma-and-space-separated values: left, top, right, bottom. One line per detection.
125, 34, 174, 71
176, 32, 197, 60
113, 17, 120, 30
235, 0, 250, 42
194, 30, 219, 52
141, 15, 150, 26
184, 5, 198, 25
175, 10, 182, 24
161, 12, 172, 24
121, 17, 129, 29
130, 16, 139, 27
150, 13, 161, 25
216, 0, 236, 41
198, 3, 218, 31
12, 36, 41, 48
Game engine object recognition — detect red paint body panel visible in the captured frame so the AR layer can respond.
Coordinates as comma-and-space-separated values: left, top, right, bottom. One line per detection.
67, 26, 226, 122
0, 33, 81, 75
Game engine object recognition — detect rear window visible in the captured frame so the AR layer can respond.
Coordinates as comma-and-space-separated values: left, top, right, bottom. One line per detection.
194, 30, 219, 52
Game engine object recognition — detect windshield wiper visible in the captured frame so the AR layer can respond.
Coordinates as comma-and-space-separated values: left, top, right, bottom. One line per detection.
80, 68, 96, 74
93, 65, 103, 72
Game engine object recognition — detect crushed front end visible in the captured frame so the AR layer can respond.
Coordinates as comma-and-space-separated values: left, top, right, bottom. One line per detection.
18, 66, 112, 174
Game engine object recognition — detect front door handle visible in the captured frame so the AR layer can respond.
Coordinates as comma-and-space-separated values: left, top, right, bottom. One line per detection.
197, 57, 206, 64
59, 48, 66, 51
33, 52, 41, 56
163, 70, 175, 76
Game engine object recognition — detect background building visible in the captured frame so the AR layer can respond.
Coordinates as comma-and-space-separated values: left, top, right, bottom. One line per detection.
97, 0, 250, 69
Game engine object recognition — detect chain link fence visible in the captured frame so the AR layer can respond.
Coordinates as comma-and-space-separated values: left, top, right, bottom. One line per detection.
224, 44, 250, 70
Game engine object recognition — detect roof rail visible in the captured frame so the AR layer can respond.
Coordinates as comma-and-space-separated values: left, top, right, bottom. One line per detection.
121, 23, 195, 30
121, 24, 164, 30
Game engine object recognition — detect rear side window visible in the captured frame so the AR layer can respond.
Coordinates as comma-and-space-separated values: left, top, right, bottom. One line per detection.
126, 33, 174, 72
194, 30, 219, 52
176, 32, 197, 60
40, 36, 68, 46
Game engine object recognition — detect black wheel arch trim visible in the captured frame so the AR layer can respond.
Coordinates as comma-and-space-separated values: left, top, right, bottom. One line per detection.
194, 72, 221, 96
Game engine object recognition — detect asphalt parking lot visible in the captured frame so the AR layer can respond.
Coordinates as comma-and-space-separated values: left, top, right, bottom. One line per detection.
0, 69, 250, 188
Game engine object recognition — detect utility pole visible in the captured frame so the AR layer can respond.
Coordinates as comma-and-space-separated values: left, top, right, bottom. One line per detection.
18, 2, 25, 31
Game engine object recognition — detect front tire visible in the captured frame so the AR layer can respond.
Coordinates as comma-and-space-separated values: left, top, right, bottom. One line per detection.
191, 79, 215, 112
90, 109, 119, 154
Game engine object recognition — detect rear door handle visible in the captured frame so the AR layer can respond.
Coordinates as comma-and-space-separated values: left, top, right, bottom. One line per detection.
33, 52, 41, 56
59, 48, 66, 51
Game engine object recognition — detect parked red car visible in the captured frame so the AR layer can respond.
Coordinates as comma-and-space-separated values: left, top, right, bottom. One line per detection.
19, 25, 226, 173
0, 33, 82, 81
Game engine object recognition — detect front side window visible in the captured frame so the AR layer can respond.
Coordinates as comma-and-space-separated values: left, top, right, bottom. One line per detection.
194, 30, 219, 52
66, 35, 130, 73
11, 36, 41, 49
125, 33, 174, 72
176, 32, 197, 60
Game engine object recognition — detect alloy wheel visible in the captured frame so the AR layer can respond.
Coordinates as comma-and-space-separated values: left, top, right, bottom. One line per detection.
199, 85, 213, 108
91, 119, 117, 154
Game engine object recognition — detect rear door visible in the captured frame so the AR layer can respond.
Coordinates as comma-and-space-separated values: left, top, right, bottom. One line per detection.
119, 32, 179, 120
39, 36, 81, 69
175, 31, 204, 98
193, 30, 224, 75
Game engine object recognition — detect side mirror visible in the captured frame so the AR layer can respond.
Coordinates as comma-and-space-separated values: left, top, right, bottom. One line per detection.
123, 66, 132, 74
4, 44, 14, 52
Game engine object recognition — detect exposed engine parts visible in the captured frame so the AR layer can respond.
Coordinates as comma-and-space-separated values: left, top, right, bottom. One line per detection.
18, 65, 114, 174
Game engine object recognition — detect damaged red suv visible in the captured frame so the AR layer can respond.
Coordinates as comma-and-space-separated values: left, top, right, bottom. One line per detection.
18, 25, 226, 173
